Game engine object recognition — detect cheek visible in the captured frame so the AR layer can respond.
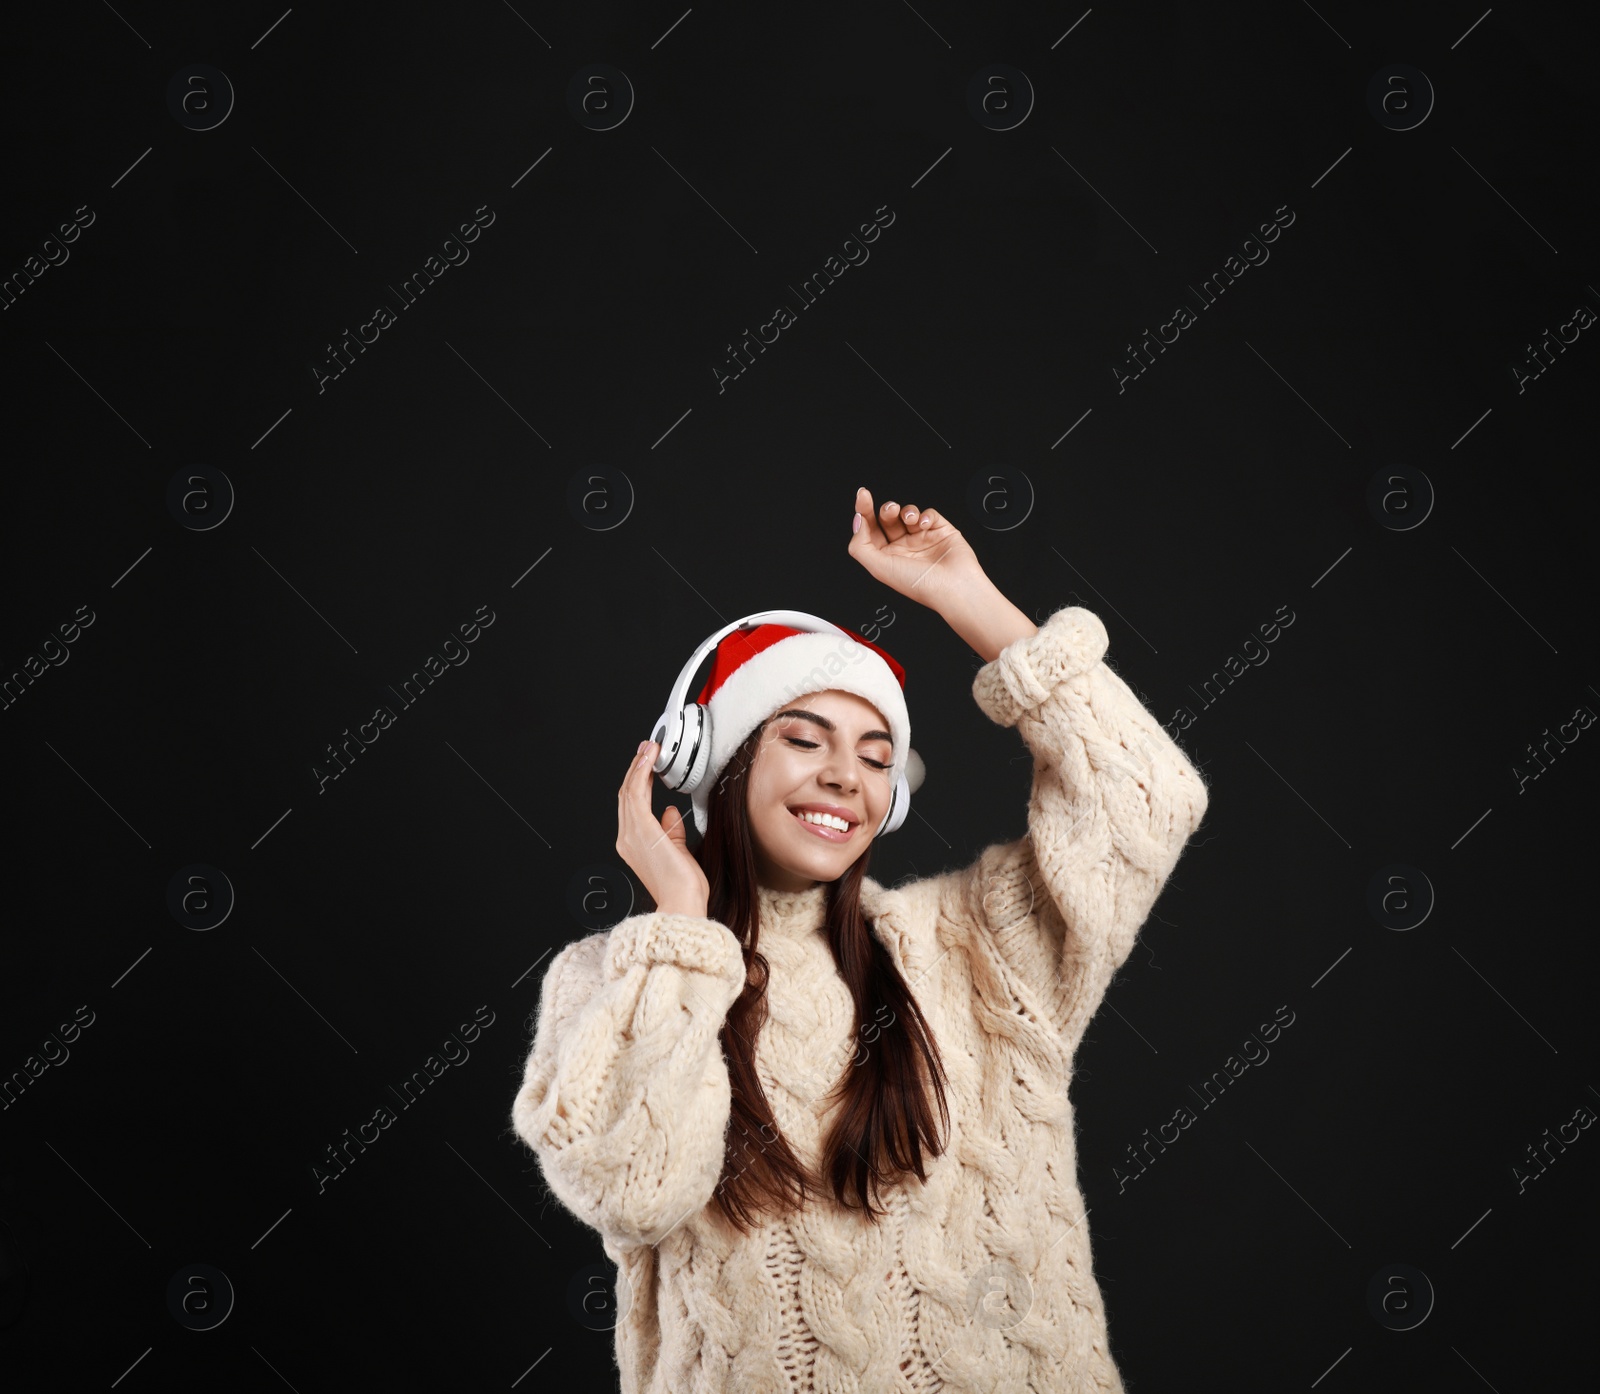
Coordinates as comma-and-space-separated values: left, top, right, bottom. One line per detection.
754, 747, 801, 791
747, 756, 796, 818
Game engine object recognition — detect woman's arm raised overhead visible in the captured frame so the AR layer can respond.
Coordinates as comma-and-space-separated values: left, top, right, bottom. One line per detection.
847, 488, 1209, 1050
960, 594, 1209, 1049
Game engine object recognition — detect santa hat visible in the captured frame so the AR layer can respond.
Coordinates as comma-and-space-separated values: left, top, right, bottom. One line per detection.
687, 621, 912, 837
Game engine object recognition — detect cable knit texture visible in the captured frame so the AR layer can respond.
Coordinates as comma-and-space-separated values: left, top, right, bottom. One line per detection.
511, 605, 1209, 1393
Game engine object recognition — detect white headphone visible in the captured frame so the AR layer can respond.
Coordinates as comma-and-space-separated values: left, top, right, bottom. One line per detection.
649, 610, 915, 838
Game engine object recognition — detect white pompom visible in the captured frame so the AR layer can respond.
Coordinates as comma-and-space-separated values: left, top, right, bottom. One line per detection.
904, 747, 926, 794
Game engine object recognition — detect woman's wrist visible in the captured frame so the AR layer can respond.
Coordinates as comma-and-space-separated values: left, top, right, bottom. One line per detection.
938, 576, 1038, 665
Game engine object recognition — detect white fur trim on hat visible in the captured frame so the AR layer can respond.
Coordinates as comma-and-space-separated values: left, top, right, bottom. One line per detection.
688, 629, 910, 836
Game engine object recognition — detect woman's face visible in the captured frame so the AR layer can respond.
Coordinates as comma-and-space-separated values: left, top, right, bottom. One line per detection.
746, 689, 895, 892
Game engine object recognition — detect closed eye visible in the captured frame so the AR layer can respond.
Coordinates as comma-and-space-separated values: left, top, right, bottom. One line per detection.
784, 736, 889, 770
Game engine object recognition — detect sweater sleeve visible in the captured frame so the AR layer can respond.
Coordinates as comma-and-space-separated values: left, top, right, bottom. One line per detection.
963, 604, 1209, 1051
509, 911, 748, 1250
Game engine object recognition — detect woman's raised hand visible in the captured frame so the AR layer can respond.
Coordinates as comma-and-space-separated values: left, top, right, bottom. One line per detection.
616, 741, 711, 920
847, 487, 986, 613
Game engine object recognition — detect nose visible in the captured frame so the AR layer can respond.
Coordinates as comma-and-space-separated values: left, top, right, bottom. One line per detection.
821, 746, 858, 792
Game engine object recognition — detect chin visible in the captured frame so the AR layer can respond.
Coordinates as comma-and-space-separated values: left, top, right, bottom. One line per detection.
754, 822, 845, 882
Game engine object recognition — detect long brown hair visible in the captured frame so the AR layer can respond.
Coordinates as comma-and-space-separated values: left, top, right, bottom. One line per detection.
689, 718, 951, 1234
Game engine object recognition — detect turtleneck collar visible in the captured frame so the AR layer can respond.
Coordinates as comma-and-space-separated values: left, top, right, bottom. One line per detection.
755, 880, 829, 938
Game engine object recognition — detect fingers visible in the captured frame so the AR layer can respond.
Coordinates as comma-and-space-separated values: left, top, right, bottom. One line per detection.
853, 488, 937, 548
853, 487, 881, 545
878, 498, 933, 540
624, 739, 650, 785
661, 803, 686, 844
620, 739, 655, 803
618, 740, 682, 858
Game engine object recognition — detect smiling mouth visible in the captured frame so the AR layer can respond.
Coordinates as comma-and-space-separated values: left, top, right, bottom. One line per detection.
788, 809, 855, 842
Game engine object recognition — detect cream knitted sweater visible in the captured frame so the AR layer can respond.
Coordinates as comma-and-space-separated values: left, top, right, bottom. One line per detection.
510, 605, 1209, 1393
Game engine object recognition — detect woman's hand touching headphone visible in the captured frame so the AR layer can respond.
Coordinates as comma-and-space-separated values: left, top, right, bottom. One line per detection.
617, 740, 711, 919
847, 487, 987, 614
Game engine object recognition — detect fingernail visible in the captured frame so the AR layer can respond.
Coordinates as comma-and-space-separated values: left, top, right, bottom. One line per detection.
852, 513, 862, 534
637, 740, 648, 753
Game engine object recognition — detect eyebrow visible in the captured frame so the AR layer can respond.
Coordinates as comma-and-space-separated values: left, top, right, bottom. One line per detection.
771, 709, 893, 746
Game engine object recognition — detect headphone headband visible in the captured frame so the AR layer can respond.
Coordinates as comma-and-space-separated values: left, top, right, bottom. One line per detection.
661, 610, 853, 720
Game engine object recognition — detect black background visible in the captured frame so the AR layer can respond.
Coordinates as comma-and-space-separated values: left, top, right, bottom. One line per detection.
2, 1, 1596, 1390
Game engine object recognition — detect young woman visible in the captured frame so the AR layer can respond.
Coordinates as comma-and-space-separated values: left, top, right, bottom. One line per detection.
510, 487, 1209, 1393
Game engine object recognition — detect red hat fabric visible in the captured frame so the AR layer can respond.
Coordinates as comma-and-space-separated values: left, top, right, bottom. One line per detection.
696, 623, 906, 705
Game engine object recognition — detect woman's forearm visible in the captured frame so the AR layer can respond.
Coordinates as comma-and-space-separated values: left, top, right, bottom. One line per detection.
938, 574, 1038, 664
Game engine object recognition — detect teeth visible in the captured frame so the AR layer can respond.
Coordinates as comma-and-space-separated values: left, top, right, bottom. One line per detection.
796, 810, 850, 832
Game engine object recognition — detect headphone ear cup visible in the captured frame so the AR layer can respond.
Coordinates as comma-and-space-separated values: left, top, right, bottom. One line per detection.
657, 704, 711, 794
877, 770, 911, 836
652, 706, 689, 790
679, 705, 714, 794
